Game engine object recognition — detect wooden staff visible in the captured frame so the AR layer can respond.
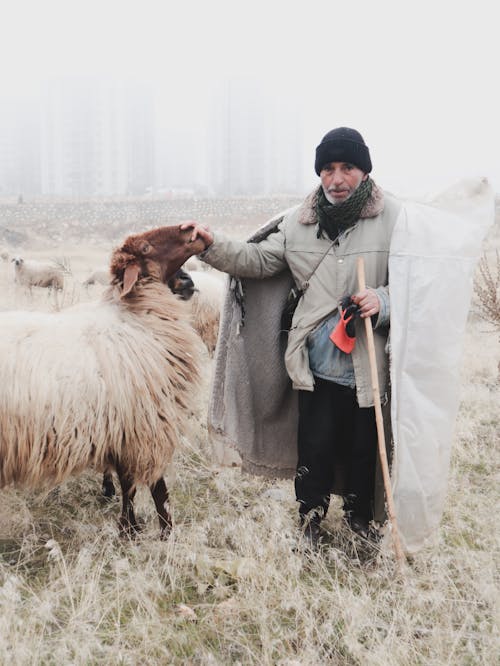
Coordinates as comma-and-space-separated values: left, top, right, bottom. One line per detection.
357, 257, 405, 567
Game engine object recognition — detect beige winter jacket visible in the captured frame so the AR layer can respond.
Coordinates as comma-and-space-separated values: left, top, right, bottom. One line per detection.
202, 183, 402, 407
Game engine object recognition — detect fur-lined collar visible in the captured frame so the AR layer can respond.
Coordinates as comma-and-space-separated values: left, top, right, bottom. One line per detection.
298, 180, 385, 225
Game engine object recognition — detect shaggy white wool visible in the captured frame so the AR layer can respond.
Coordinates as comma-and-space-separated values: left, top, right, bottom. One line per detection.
0, 280, 202, 489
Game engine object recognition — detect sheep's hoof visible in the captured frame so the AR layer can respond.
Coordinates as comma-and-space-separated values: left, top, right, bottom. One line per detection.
101, 473, 116, 499
102, 486, 116, 501
118, 517, 142, 539
159, 524, 172, 541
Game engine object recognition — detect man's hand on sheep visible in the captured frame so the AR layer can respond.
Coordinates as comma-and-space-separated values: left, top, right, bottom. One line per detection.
181, 221, 214, 252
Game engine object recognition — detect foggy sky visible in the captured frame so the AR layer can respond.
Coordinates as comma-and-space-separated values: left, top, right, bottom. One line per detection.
1, 0, 499, 197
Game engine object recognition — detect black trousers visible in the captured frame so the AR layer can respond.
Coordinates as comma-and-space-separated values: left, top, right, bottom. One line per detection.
294, 377, 378, 523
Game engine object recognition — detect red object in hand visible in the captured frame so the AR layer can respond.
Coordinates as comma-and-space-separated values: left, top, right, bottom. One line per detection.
329, 315, 356, 353
330, 296, 359, 353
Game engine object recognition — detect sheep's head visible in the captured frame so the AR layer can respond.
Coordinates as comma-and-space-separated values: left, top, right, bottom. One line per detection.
110, 225, 206, 297
11, 257, 24, 267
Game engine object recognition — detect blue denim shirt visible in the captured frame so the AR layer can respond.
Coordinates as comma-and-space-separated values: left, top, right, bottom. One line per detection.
307, 310, 356, 388
307, 286, 390, 388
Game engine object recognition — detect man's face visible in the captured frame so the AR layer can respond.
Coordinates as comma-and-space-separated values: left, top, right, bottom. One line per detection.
320, 162, 368, 204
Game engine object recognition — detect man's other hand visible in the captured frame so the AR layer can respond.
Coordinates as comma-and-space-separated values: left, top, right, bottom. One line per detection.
351, 288, 380, 318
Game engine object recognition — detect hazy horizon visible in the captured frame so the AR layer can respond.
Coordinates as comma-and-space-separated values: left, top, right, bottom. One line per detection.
1, 0, 498, 199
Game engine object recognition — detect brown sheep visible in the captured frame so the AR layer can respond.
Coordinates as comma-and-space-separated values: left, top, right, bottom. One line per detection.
0, 225, 206, 539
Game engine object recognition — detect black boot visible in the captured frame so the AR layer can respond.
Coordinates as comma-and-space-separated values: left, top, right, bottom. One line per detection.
343, 512, 370, 539
342, 493, 379, 541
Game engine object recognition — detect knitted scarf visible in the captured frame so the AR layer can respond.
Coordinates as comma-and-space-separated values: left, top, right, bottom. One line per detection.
316, 177, 373, 240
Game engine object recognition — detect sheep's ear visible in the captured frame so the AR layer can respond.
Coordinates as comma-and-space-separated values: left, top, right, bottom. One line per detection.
121, 263, 140, 297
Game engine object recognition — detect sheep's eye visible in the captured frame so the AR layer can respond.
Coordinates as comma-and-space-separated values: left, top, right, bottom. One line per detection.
141, 242, 152, 255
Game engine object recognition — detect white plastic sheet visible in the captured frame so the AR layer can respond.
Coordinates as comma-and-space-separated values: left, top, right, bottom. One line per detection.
389, 178, 495, 552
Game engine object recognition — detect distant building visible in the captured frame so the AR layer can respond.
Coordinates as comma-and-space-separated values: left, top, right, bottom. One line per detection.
0, 76, 307, 199
0, 99, 41, 197
40, 77, 154, 197
266, 95, 304, 195
126, 85, 155, 195
208, 79, 304, 196
155, 125, 200, 195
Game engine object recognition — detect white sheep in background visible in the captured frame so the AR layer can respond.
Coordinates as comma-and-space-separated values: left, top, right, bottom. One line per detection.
1, 247, 9, 261
0, 225, 206, 539
184, 256, 207, 272
82, 267, 110, 287
12, 256, 64, 291
188, 269, 226, 356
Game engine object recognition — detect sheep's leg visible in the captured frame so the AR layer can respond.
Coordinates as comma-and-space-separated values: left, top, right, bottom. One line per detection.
150, 477, 172, 540
116, 467, 139, 537
102, 469, 116, 498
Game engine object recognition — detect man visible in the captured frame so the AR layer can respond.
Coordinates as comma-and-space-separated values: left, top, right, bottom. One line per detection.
183, 127, 401, 547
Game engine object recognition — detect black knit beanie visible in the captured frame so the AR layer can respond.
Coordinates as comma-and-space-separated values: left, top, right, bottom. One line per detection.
314, 127, 372, 175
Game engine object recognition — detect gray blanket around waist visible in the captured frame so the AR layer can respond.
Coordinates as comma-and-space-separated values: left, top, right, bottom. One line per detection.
208, 267, 299, 478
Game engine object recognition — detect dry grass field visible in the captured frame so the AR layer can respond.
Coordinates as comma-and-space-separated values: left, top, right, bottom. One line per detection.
0, 198, 498, 665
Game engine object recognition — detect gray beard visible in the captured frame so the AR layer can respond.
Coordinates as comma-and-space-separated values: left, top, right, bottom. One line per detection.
322, 184, 352, 205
